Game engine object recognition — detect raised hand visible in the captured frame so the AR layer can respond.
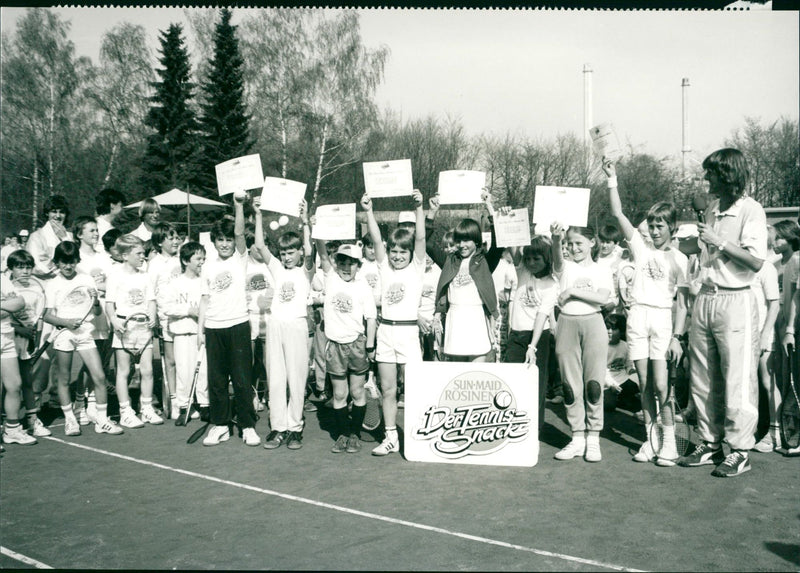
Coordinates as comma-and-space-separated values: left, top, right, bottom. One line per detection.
360, 193, 373, 212
411, 189, 423, 208
550, 221, 566, 240
601, 157, 616, 179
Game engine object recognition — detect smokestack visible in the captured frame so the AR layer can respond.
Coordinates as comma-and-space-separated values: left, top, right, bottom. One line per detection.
682, 77, 691, 179
583, 64, 593, 146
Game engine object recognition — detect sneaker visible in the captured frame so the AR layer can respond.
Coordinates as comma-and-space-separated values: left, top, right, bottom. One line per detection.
170, 400, 181, 420
585, 441, 602, 462
3, 424, 38, 445
286, 431, 303, 450
633, 441, 656, 463
119, 409, 145, 429
309, 389, 329, 403
263, 430, 287, 450
75, 408, 90, 426
554, 439, 586, 460
86, 403, 98, 424
31, 418, 52, 438
191, 408, 201, 420
752, 434, 777, 453
202, 424, 231, 446
304, 399, 318, 413
371, 437, 399, 456
331, 434, 349, 454
346, 434, 362, 453
678, 443, 725, 467
711, 450, 752, 478
64, 417, 81, 437
396, 394, 405, 408
548, 395, 564, 404
94, 418, 123, 435
242, 427, 260, 447
656, 441, 679, 467
635, 411, 645, 425
175, 408, 188, 426
140, 407, 164, 425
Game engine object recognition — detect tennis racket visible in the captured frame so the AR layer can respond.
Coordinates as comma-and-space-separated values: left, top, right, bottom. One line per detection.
120, 313, 153, 386
362, 367, 382, 431
29, 284, 98, 364
651, 362, 693, 464
180, 347, 205, 427
779, 344, 799, 454
10, 277, 46, 356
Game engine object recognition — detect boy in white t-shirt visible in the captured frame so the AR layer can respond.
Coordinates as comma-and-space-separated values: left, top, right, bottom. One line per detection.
606, 159, 688, 466
197, 195, 259, 447
252, 197, 313, 451
314, 240, 377, 455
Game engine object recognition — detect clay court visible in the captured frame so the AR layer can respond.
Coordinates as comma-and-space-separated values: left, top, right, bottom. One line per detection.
2, 400, 798, 572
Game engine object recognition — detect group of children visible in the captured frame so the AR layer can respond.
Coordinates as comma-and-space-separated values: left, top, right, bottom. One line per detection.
2, 148, 798, 477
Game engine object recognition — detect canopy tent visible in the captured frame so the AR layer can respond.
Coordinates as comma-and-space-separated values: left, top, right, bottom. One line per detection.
126, 188, 227, 235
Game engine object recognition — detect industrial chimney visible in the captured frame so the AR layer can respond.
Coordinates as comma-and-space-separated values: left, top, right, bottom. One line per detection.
583, 64, 593, 146
682, 78, 691, 179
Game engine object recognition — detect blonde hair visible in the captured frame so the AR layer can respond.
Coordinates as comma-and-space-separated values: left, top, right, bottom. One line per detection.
115, 233, 144, 256
138, 197, 161, 220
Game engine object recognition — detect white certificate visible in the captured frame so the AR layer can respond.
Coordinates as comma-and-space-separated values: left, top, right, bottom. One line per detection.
258, 177, 307, 217
533, 186, 591, 229
589, 122, 624, 162
311, 203, 356, 241
362, 159, 414, 198
215, 154, 265, 196
437, 170, 485, 205
494, 208, 532, 248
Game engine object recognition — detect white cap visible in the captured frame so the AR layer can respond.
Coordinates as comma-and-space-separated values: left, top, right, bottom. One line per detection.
336, 243, 362, 260
674, 223, 699, 239
398, 211, 415, 224
18, 229, 29, 237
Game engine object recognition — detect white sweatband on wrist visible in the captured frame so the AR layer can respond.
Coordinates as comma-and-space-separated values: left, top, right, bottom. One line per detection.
607, 176, 618, 188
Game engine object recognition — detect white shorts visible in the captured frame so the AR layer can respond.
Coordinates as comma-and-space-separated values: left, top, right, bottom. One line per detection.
112, 319, 153, 351
1, 330, 18, 358
53, 323, 96, 353
376, 322, 422, 364
158, 314, 173, 343
627, 304, 672, 361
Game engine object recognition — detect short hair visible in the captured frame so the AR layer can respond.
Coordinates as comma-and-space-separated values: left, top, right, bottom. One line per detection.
102, 228, 123, 252
53, 240, 81, 265
598, 224, 622, 244
179, 241, 206, 271
442, 230, 454, 246
278, 231, 302, 251
210, 217, 235, 242
243, 224, 256, 249
766, 225, 776, 251
360, 232, 374, 248
522, 235, 553, 278
646, 201, 678, 234
605, 313, 627, 338
452, 218, 482, 247
96, 188, 125, 216
115, 234, 144, 256
774, 219, 800, 251
6, 249, 35, 269
150, 222, 178, 252
42, 194, 70, 220
325, 240, 342, 256
387, 227, 414, 253
72, 216, 97, 241
702, 148, 749, 198
138, 197, 161, 220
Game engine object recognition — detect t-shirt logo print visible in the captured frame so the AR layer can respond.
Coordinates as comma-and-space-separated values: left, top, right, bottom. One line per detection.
385, 283, 406, 305
126, 288, 145, 306
332, 293, 353, 314
574, 277, 594, 290
452, 271, 474, 288
365, 273, 378, 288
279, 282, 295, 303
211, 272, 233, 293
248, 274, 268, 292
643, 258, 666, 282
522, 284, 541, 307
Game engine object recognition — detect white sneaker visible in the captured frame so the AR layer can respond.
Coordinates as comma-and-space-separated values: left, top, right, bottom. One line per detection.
120, 409, 145, 429
191, 408, 201, 420
31, 418, 52, 437
3, 424, 38, 445
75, 407, 90, 426
371, 437, 400, 456
203, 424, 230, 446
242, 427, 260, 447
64, 417, 82, 436
752, 433, 777, 453
585, 440, 602, 463
94, 418, 124, 435
86, 403, 98, 424
554, 439, 586, 460
656, 441, 679, 467
633, 441, 656, 463
140, 407, 164, 425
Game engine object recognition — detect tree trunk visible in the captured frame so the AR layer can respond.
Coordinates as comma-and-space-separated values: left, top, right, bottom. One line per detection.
279, 107, 288, 179
32, 160, 40, 228
310, 121, 328, 209
103, 141, 119, 185
48, 82, 56, 195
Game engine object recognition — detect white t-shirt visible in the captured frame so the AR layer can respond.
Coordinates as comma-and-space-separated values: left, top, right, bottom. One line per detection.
95, 217, 114, 254
323, 269, 377, 344
105, 266, 154, 318
358, 259, 382, 307
246, 257, 274, 334
148, 252, 182, 319
628, 232, 689, 309
76, 248, 111, 338
509, 269, 558, 331
130, 222, 152, 242
1, 274, 19, 335
267, 258, 312, 321
555, 260, 613, 316
162, 274, 203, 335
492, 258, 518, 300
419, 262, 441, 321
201, 249, 249, 329
752, 260, 779, 331
379, 256, 425, 322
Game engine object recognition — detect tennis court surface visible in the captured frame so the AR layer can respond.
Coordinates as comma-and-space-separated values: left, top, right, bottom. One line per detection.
2, 404, 798, 571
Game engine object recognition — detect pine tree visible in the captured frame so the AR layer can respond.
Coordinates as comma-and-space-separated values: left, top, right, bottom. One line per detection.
140, 23, 202, 196
198, 8, 253, 194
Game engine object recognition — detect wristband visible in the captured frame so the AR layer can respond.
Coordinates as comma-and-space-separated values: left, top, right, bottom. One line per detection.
366, 346, 375, 352
718, 240, 728, 252
607, 176, 618, 189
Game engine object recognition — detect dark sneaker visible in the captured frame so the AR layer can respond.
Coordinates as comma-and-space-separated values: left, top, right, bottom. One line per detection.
309, 390, 329, 403
263, 430, 287, 450
331, 435, 348, 453
678, 443, 725, 467
303, 400, 318, 413
346, 434, 362, 453
286, 431, 303, 450
175, 408, 188, 426
711, 451, 752, 478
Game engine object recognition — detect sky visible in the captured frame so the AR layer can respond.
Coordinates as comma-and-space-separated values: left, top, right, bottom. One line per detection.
2, 6, 798, 164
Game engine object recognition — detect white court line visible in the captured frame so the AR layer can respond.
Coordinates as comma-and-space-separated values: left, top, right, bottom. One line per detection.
44, 436, 646, 572
1, 546, 52, 569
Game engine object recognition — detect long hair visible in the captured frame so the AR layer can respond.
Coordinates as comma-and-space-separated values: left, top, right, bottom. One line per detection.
702, 148, 749, 198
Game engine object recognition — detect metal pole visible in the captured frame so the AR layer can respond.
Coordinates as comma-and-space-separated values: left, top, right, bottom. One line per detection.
682, 78, 691, 180
583, 63, 593, 145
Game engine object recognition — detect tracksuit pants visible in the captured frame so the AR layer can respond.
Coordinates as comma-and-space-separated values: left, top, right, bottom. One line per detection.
205, 321, 256, 428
